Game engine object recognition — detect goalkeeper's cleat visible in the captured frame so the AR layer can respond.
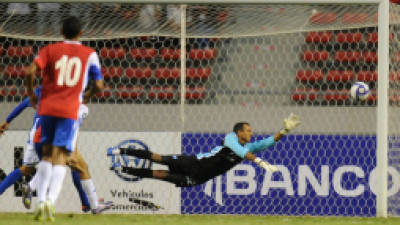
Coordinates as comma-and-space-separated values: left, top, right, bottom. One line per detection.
92, 200, 114, 214
22, 184, 32, 209
45, 200, 55, 222
33, 201, 46, 221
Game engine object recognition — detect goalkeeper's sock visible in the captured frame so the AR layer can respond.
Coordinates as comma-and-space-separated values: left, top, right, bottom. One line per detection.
0, 168, 22, 195
122, 167, 153, 178
47, 165, 67, 204
71, 171, 90, 210
81, 179, 99, 209
37, 161, 52, 203
120, 149, 152, 160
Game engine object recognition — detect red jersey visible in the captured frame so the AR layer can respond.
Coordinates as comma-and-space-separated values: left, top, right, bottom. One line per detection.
35, 41, 101, 120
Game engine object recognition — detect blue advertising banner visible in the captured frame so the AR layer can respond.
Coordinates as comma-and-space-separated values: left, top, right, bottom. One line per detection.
181, 133, 383, 216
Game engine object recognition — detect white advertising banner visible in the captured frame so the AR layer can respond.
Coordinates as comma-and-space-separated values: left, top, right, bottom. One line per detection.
0, 131, 181, 214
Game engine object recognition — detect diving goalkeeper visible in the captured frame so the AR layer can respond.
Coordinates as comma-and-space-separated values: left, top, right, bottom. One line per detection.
108, 113, 300, 187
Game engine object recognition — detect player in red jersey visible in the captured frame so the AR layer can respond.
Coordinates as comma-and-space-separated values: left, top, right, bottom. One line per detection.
25, 16, 104, 221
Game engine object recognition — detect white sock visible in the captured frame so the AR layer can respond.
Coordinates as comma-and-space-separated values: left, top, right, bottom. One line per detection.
36, 161, 52, 203
29, 173, 39, 191
81, 179, 99, 209
47, 165, 67, 205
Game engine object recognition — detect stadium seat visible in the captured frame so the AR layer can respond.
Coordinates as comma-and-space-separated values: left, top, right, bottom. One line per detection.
392, 52, 400, 62
101, 67, 123, 79
148, 86, 175, 99
130, 48, 157, 59
186, 67, 211, 79
6, 85, 19, 97
334, 51, 361, 62
323, 89, 349, 101
342, 12, 369, 24
326, 70, 354, 82
291, 88, 318, 102
366, 32, 395, 43
95, 86, 112, 99
116, 86, 143, 99
0, 46, 3, 55
125, 67, 152, 78
160, 48, 181, 60
357, 71, 377, 82
390, 71, 400, 82
4, 65, 27, 78
363, 51, 378, 63
99, 47, 126, 59
7, 46, 34, 57
309, 12, 337, 24
296, 70, 323, 82
335, 32, 362, 43
305, 32, 333, 43
367, 89, 377, 102
155, 68, 180, 79
302, 50, 329, 61
188, 49, 217, 60
185, 86, 206, 99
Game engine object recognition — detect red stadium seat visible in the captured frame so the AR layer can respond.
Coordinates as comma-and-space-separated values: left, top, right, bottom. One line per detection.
0, 46, 3, 55
160, 48, 181, 60
101, 67, 123, 79
95, 86, 112, 98
326, 70, 354, 82
363, 51, 378, 63
130, 48, 157, 59
186, 67, 211, 79
7, 46, 34, 57
185, 86, 206, 100
148, 86, 175, 99
342, 12, 369, 24
6, 85, 19, 97
291, 88, 318, 102
302, 50, 329, 61
296, 70, 323, 82
336, 32, 362, 43
334, 51, 361, 62
125, 67, 152, 78
188, 49, 217, 60
390, 71, 400, 82
116, 86, 143, 99
392, 52, 400, 62
309, 12, 337, 24
4, 65, 27, 77
324, 89, 349, 101
366, 32, 395, 43
99, 47, 126, 59
155, 68, 180, 79
305, 32, 333, 43
0, 87, 6, 97
357, 71, 377, 82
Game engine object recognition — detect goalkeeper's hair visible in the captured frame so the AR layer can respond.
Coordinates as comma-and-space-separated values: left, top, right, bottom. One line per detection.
62, 16, 82, 39
233, 122, 250, 134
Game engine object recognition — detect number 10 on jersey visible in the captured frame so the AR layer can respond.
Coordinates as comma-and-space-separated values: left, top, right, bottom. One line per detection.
55, 55, 82, 87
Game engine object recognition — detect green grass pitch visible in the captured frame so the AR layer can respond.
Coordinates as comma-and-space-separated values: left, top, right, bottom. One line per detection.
1, 213, 400, 225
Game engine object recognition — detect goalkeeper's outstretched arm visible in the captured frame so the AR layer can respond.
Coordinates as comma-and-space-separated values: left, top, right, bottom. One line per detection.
249, 113, 301, 172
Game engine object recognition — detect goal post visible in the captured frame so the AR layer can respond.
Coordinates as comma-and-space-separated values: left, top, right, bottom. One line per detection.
0, 0, 395, 218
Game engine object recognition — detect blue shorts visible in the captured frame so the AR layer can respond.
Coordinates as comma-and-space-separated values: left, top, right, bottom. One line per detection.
39, 115, 79, 152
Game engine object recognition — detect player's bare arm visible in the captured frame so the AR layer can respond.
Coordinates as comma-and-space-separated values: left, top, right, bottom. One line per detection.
0, 121, 9, 136
26, 63, 38, 109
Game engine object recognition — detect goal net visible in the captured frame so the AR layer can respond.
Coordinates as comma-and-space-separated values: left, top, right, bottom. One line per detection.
0, 1, 398, 216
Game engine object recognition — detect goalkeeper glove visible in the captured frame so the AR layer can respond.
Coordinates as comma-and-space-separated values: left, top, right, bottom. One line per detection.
254, 157, 278, 172
280, 113, 300, 135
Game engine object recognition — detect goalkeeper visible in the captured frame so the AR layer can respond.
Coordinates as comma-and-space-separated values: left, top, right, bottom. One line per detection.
109, 113, 300, 187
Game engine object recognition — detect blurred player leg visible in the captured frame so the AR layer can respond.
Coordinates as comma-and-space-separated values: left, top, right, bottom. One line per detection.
68, 150, 113, 214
